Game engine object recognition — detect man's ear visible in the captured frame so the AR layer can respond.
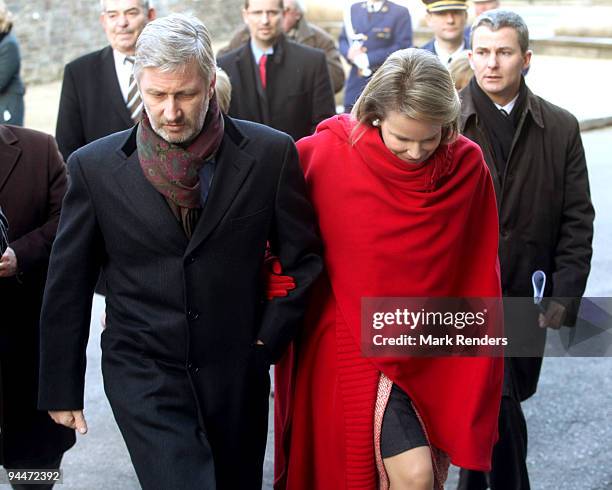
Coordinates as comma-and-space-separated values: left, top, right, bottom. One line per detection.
467, 50, 476, 71
209, 74, 217, 98
148, 7, 157, 21
523, 49, 533, 71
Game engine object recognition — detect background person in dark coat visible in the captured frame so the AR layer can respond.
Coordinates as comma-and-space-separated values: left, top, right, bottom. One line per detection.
0, 125, 72, 488
39, 13, 322, 490
457, 10, 594, 490
218, 0, 336, 142
55, 0, 155, 161
218, 0, 346, 94
0, 1, 25, 127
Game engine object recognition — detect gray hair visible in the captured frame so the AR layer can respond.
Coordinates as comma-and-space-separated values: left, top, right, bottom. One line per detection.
352, 48, 460, 144
134, 13, 216, 85
471, 9, 530, 54
285, 0, 307, 13
100, 0, 151, 12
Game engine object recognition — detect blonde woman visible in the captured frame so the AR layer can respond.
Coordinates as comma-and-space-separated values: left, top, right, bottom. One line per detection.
275, 48, 503, 490
0, 0, 25, 126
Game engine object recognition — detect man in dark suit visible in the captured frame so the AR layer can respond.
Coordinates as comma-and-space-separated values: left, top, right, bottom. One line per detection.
0, 125, 73, 489
55, 0, 155, 161
217, 0, 336, 141
39, 13, 322, 490
457, 10, 593, 489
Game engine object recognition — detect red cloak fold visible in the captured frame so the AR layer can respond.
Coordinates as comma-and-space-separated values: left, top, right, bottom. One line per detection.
275, 115, 503, 489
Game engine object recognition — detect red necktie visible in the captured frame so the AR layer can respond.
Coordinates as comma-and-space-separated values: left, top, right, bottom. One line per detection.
259, 54, 267, 90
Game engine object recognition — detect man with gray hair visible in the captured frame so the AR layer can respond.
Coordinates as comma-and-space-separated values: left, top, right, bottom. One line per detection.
457, 9, 593, 490
55, 0, 155, 161
38, 13, 322, 490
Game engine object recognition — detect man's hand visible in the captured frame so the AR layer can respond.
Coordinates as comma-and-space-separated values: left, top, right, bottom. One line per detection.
49, 410, 88, 434
538, 300, 567, 329
0, 247, 18, 277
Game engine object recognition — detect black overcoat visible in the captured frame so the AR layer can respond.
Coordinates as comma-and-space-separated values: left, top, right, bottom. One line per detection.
0, 125, 74, 466
38, 117, 322, 489
460, 84, 594, 400
55, 46, 133, 161
218, 35, 336, 141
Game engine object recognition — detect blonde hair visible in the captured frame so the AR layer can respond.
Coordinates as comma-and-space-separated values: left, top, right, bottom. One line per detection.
0, 0, 13, 33
448, 53, 473, 91
351, 48, 460, 144
215, 67, 232, 114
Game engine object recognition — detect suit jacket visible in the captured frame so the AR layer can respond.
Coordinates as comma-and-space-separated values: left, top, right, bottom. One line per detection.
218, 36, 336, 141
55, 46, 133, 161
0, 32, 25, 126
460, 82, 594, 400
218, 19, 346, 94
0, 124, 73, 466
38, 116, 322, 487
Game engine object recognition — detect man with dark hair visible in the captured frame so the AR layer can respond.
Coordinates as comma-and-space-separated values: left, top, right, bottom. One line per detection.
457, 10, 594, 490
421, 0, 471, 66
218, 0, 345, 94
39, 13, 322, 490
55, 0, 155, 161
218, 0, 336, 141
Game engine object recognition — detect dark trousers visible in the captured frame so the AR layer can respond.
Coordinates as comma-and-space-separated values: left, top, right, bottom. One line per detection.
457, 395, 530, 490
7, 453, 63, 490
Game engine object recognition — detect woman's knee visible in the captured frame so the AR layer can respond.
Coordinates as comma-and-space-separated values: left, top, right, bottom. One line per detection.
384, 446, 434, 489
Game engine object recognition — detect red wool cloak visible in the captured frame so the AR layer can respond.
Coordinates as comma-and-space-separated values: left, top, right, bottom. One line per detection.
275, 115, 503, 489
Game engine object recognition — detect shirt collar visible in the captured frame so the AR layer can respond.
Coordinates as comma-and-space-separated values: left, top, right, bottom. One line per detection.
434, 40, 465, 66
250, 39, 274, 65
494, 93, 520, 115
366, 0, 385, 12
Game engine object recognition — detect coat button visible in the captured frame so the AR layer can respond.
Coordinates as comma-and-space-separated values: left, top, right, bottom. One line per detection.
186, 255, 196, 264
500, 229, 510, 239
187, 309, 199, 321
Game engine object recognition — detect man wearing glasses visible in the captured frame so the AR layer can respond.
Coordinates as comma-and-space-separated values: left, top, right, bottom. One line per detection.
218, 0, 336, 141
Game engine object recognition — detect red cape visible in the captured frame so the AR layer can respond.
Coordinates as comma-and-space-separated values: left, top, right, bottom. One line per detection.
275, 115, 503, 489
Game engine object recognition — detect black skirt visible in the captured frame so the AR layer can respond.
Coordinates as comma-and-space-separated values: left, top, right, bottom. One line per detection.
380, 383, 428, 458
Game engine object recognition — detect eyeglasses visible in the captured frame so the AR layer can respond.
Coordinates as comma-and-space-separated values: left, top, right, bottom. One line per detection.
246, 9, 282, 18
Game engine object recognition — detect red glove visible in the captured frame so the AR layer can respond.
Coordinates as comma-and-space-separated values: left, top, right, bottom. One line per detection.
263, 249, 296, 300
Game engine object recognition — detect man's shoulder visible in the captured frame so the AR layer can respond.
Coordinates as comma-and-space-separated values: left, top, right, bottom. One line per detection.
217, 44, 247, 65
65, 46, 110, 72
386, 1, 411, 14
531, 92, 579, 128
420, 39, 435, 52
69, 128, 132, 169
229, 117, 293, 148
284, 40, 326, 63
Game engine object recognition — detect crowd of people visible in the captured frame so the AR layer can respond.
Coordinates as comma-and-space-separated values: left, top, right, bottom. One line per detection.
0, 1, 594, 490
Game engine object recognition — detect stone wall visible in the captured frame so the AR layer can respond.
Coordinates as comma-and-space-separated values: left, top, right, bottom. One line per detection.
6, 0, 244, 84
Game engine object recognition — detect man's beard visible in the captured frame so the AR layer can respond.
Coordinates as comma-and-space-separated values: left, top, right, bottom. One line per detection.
148, 97, 209, 145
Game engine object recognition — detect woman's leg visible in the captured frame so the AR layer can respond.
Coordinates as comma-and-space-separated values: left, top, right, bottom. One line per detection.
384, 446, 434, 490
380, 384, 434, 489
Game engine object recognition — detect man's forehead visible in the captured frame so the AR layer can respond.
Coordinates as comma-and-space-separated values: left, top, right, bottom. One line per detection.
247, 0, 283, 9
103, 0, 144, 12
472, 26, 520, 47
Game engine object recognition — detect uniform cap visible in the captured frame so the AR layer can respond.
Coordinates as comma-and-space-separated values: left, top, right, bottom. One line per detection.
422, 0, 468, 12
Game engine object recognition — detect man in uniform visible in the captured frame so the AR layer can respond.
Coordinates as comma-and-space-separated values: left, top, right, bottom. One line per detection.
421, 0, 471, 66
457, 10, 594, 489
339, 0, 413, 111
218, 0, 345, 94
